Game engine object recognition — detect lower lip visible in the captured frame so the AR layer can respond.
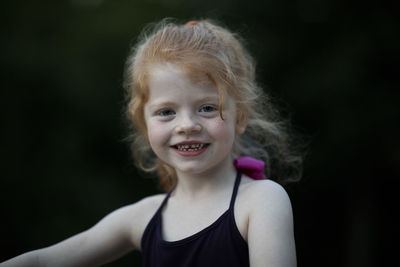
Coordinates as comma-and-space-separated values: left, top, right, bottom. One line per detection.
172, 145, 209, 157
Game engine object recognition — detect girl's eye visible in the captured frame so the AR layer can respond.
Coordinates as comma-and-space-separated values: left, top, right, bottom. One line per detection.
199, 105, 217, 113
157, 109, 175, 117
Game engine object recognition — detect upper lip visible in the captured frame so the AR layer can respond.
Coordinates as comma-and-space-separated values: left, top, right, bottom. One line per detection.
171, 141, 209, 146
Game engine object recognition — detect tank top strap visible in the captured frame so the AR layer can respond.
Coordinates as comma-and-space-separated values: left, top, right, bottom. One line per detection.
229, 171, 242, 210
157, 191, 172, 213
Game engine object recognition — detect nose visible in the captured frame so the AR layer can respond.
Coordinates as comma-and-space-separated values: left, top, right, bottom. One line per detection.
174, 114, 202, 135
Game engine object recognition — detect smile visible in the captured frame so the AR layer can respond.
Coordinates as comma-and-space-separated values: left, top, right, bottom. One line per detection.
171, 143, 210, 156
176, 143, 204, 151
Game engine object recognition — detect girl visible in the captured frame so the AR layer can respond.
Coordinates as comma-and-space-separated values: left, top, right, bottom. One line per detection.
1, 19, 302, 267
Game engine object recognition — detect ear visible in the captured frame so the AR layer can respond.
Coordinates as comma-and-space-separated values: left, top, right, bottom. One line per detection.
235, 110, 248, 134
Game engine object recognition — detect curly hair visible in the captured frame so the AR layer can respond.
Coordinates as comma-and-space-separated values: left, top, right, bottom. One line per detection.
123, 19, 304, 191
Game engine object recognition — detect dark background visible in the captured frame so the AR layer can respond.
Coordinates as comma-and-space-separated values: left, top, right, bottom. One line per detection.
1, 0, 398, 266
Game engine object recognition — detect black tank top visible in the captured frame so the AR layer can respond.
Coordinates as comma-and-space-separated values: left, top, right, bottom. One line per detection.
141, 172, 249, 267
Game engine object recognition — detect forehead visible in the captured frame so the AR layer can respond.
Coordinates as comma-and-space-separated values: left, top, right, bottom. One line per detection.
146, 63, 220, 100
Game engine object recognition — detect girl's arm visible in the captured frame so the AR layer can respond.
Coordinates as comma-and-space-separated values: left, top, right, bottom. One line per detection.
1, 195, 162, 267
247, 180, 297, 267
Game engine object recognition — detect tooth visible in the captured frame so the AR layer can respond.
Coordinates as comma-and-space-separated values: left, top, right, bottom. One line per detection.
175, 143, 206, 151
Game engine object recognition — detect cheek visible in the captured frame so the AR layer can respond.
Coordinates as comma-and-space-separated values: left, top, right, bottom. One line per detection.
208, 118, 236, 146
146, 120, 170, 149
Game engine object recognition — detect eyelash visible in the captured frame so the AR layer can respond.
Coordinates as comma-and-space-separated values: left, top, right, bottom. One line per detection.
199, 105, 218, 113
157, 109, 175, 117
155, 105, 218, 117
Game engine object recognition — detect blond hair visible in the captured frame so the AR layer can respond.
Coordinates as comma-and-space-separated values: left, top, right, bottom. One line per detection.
124, 19, 304, 191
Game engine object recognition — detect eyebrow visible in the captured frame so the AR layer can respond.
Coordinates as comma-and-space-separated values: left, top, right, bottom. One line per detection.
148, 96, 219, 109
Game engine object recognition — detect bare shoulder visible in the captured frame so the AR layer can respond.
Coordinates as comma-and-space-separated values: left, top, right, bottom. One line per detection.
240, 177, 293, 213
121, 193, 166, 216
234, 177, 293, 241
240, 177, 296, 266
105, 193, 165, 222
103, 193, 166, 250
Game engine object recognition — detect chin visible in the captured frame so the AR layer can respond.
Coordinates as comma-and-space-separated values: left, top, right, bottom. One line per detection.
176, 165, 207, 175
175, 161, 223, 176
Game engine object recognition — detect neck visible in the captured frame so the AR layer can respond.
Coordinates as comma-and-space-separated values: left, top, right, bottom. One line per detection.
173, 154, 237, 200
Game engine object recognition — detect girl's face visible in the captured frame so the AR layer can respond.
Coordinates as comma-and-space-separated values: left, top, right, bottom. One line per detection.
144, 63, 244, 176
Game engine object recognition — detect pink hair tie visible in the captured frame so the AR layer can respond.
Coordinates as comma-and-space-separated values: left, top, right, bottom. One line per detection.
233, 156, 265, 180
185, 20, 198, 26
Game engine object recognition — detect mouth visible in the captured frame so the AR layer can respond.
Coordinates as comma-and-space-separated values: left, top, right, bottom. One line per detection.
173, 143, 209, 151
170, 142, 210, 155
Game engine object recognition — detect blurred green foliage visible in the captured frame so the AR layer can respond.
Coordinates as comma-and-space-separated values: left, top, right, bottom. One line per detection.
0, 0, 398, 266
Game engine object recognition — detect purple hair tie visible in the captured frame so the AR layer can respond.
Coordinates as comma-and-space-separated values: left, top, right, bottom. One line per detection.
233, 156, 265, 180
